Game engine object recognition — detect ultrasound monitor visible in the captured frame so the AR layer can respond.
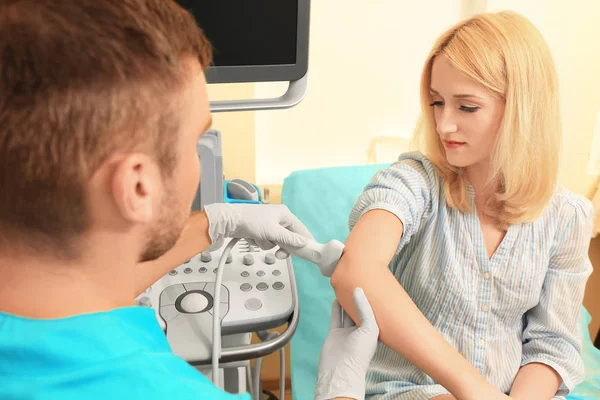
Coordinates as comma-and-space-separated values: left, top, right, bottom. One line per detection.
175, 0, 311, 112
176, 1, 310, 84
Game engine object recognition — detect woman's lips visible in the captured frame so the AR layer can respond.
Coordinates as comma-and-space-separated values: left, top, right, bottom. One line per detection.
443, 140, 466, 149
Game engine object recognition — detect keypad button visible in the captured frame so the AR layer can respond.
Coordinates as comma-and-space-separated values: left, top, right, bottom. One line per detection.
159, 305, 179, 322
138, 296, 152, 307
272, 282, 285, 291
200, 251, 212, 262
265, 253, 276, 265
213, 268, 219, 274
243, 254, 255, 266
199, 267, 207, 273
245, 298, 263, 311
241, 271, 250, 278
257, 270, 265, 277
168, 270, 177, 276
240, 283, 252, 292
272, 270, 281, 276
184, 282, 207, 292
159, 284, 186, 306
256, 282, 268, 291
184, 267, 193, 274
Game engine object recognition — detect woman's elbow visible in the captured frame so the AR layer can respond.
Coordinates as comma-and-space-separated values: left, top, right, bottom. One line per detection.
330, 253, 359, 292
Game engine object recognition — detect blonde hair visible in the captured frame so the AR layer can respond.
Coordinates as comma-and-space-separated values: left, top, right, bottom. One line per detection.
413, 11, 560, 227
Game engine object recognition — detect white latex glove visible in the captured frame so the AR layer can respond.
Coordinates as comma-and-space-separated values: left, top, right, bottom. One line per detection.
314, 288, 379, 400
203, 203, 313, 253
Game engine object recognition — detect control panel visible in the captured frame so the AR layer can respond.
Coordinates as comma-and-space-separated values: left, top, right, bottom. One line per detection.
135, 238, 295, 363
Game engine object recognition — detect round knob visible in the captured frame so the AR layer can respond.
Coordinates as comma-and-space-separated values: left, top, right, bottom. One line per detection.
265, 253, 276, 265
179, 292, 209, 313
243, 254, 254, 266
200, 251, 212, 262
138, 297, 152, 307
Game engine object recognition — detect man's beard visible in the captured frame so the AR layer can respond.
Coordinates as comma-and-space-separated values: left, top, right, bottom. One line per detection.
138, 191, 188, 263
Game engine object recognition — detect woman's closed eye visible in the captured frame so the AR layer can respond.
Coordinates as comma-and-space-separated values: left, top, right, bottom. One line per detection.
459, 105, 479, 113
429, 101, 479, 113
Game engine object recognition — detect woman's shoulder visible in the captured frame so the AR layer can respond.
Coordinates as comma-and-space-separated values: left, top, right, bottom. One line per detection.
396, 150, 437, 170
549, 186, 593, 218
391, 151, 443, 185
541, 186, 594, 234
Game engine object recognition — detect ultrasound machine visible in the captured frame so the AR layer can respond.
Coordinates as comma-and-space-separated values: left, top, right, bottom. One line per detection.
133, 2, 344, 399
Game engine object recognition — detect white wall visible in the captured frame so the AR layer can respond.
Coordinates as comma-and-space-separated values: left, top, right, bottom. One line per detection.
254, 0, 463, 184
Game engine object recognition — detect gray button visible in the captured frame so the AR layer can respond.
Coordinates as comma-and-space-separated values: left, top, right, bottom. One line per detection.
265, 253, 276, 265
138, 296, 152, 307
199, 267, 207, 273
257, 270, 265, 277
184, 282, 207, 292
226, 254, 233, 264
168, 270, 178, 276
184, 267, 193, 274
200, 251, 212, 262
245, 298, 263, 311
272, 270, 281, 276
159, 284, 186, 306
203, 283, 229, 302
256, 282, 268, 291
273, 282, 285, 291
241, 271, 250, 278
240, 283, 252, 292
159, 305, 179, 322
243, 254, 254, 266
213, 268, 219, 274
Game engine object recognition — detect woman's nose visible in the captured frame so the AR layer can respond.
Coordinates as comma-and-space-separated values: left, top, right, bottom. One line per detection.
436, 110, 458, 135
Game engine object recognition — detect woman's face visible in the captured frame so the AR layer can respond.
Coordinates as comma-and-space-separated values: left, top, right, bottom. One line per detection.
429, 55, 504, 170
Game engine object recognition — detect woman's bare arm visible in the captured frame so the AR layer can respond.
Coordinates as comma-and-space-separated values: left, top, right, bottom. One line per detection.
331, 210, 509, 400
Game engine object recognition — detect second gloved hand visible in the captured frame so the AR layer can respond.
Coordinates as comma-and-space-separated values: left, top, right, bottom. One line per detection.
314, 288, 379, 400
203, 203, 313, 251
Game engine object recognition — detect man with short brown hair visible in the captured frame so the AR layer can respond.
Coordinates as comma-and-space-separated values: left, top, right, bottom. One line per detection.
0, 1, 379, 399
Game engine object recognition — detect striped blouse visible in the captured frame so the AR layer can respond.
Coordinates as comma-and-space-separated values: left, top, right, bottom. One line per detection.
349, 152, 593, 400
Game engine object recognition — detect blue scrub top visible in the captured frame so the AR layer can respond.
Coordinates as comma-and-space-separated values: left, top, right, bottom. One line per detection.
0, 306, 250, 400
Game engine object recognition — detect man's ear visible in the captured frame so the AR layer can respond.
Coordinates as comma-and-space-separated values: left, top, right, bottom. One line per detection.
110, 153, 161, 224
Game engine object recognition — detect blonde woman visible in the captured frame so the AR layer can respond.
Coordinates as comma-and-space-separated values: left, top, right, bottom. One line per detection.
332, 11, 592, 400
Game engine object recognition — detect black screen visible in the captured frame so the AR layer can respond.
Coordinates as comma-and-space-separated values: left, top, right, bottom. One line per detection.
176, 1, 298, 67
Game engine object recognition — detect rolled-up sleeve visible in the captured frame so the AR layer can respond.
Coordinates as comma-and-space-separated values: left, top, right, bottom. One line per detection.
520, 196, 594, 396
348, 152, 438, 253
